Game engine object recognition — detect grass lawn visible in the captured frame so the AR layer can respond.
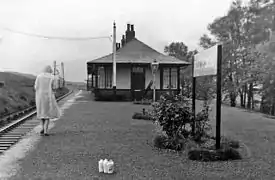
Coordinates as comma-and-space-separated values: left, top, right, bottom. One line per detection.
9, 92, 275, 180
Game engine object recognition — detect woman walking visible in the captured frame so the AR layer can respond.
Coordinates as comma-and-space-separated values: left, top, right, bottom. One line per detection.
34, 65, 61, 136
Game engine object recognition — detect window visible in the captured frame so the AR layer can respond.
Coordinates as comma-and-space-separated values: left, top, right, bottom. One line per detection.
97, 66, 112, 88
162, 67, 178, 89
163, 68, 170, 89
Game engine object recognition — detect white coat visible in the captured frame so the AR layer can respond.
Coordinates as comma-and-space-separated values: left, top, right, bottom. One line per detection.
34, 73, 60, 119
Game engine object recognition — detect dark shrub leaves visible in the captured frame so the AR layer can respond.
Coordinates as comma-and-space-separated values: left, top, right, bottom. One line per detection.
153, 134, 168, 149
188, 147, 242, 161
132, 112, 152, 121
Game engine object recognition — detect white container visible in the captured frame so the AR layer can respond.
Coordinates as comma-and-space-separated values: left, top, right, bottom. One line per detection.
107, 160, 114, 174
98, 159, 104, 173
103, 159, 108, 173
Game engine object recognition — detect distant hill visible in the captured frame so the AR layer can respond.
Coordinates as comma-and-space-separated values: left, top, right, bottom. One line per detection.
0, 72, 36, 117
5, 71, 36, 79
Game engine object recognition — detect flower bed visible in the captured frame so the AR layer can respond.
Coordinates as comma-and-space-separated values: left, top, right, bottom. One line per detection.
149, 93, 242, 161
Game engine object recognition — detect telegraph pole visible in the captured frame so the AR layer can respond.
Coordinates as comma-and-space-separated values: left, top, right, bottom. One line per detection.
216, 44, 222, 149
112, 21, 117, 100
53, 60, 57, 90
61, 62, 65, 87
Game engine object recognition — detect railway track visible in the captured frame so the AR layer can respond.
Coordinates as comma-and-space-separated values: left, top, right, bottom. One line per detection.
0, 89, 74, 154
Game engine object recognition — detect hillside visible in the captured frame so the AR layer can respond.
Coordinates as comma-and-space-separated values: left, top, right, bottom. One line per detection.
0, 72, 36, 117
6, 71, 36, 79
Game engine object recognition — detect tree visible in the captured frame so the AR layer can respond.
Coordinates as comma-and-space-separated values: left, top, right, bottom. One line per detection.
199, 34, 217, 49
164, 42, 189, 61
164, 42, 197, 98
199, 0, 275, 112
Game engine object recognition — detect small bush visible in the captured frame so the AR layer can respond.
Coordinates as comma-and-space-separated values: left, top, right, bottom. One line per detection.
132, 112, 152, 121
153, 134, 168, 149
165, 137, 186, 151
151, 93, 193, 139
193, 101, 212, 143
184, 139, 200, 152
153, 134, 186, 151
208, 136, 240, 149
188, 148, 219, 161
216, 147, 242, 160
188, 147, 242, 161
221, 136, 240, 149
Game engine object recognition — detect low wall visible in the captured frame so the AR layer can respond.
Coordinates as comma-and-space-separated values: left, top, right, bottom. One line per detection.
93, 88, 180, 101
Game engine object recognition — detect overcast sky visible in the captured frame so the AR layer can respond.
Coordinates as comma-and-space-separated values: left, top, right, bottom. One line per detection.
0, 0, 234, 81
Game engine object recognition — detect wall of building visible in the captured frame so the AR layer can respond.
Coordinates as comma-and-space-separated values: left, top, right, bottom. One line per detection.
117, 65, 161, 90
116, 65, 131, 89
89, 64, 162, 90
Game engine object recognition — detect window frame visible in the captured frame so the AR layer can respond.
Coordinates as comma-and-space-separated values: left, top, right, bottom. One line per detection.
97, 66, 113, 89
161, 67, 178, 90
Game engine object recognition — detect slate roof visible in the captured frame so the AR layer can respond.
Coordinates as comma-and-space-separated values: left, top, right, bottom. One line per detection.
87, 38, 190, 65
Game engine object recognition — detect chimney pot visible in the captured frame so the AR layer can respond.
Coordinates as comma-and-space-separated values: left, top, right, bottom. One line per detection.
127, 24, 130, 31
131, 25, 134, 31
121, 36, 125, 47
116, 43, 120, 51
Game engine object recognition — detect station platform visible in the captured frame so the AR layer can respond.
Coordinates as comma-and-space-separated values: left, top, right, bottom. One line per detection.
1, 90, 157, 180
1, 90, 275, 179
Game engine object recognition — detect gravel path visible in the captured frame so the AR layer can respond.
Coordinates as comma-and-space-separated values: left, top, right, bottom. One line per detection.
5, 92, 275, 180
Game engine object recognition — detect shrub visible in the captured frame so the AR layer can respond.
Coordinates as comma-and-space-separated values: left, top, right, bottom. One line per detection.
208, 136, 240, 149
188, 147, 241, 161
153, 121, 185, 151
221, 136, 240, 149
184, 139, 200, 151
216, 147, 242, 160
188, 148, 219, 161
150, 93, 193, 139
153, 134, 186, 151
150, 93, 214, 151
165, 136, 186, 151
132, 112, 152, 120
193, 101, 212, 143
153, 134, 168, 149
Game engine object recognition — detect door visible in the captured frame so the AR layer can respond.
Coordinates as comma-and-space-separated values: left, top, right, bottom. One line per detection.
131, 66, 145, 100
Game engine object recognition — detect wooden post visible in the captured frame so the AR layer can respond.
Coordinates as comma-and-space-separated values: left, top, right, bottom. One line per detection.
192, 56, 196, 136
61, 62, 65, 87
95, 65, 98, 89
112, 21, 117, 100
53, 61, 56, 90
153, 72, 156, 102
177, 66, 180, 95
216, 44, 222, 150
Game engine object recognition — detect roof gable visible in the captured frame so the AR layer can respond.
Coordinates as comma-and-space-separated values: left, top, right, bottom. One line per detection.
87, 38, 190, 65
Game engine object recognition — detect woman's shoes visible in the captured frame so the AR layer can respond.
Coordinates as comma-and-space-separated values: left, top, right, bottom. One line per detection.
40, 129, 44, 135
40, 129, 49, 136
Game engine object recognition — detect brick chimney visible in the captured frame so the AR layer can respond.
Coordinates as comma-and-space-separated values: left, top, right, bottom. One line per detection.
116, 43, 121, 51
125, 24, 131, 43
121, 35, 126, 47
122, 24, 136, 46
131, 24, 135, 39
